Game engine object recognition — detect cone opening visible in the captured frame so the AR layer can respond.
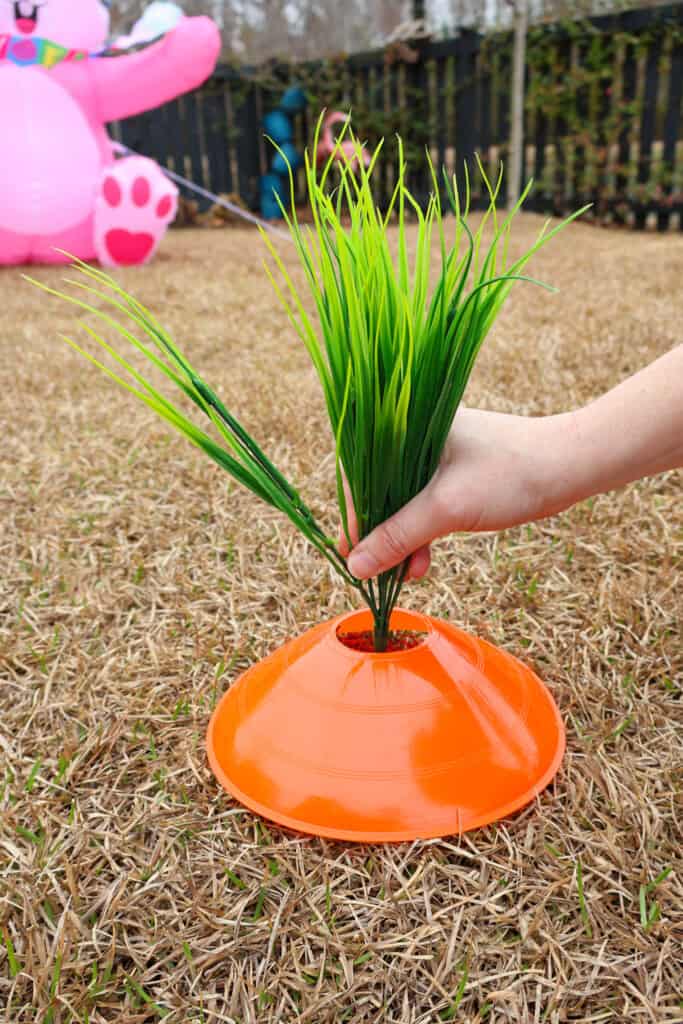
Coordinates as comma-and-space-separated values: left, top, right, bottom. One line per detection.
337, 629, 427, 653
334, 608, 433, 656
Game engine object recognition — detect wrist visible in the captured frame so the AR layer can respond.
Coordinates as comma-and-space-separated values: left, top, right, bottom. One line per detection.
535, 410, 595, 517
542, 401, 637, 514
546, 347, 683, 510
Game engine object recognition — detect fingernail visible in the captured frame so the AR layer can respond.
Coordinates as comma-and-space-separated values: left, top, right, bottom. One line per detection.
347, 549, 378, 579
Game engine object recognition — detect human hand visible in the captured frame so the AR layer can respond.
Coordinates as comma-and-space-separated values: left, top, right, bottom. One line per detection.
340, 346, 683, 581
338, 476, 432, 581
342, 407, 575, 581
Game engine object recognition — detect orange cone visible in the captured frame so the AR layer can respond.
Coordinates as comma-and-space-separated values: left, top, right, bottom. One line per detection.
207, 609, 565, 842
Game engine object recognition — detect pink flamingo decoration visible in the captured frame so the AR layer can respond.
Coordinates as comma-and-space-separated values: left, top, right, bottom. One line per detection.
316, 112, 372, 171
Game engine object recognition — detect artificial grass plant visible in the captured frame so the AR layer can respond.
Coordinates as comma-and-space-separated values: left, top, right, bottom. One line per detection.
32, 126, 587, 652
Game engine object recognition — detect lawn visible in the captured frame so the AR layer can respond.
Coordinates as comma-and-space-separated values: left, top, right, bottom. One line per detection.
1, 217, 681, 1022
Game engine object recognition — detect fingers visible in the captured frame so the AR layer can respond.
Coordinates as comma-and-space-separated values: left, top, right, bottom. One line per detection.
407, 545, 431, 580
341, 541, 431, 580
347, 485, 442, 580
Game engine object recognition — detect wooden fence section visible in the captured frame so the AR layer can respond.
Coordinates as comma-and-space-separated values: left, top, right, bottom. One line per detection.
113, 3, 683, 229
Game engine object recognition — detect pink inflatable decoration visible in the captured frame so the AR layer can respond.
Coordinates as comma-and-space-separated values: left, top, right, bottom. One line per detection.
316, 112, 372, 172
0, 3, 220, 266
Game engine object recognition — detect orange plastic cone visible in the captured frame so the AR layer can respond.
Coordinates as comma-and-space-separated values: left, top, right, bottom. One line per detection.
207, 609, 565, 842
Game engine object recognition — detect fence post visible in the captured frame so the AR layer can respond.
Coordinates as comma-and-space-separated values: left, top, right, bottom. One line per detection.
454, 32, 480, 201
507, 0, 528, 208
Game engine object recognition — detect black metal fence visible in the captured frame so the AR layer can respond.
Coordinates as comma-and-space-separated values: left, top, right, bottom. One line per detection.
112, 3, 683, 229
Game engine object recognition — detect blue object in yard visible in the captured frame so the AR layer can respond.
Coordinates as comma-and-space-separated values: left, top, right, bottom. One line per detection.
271, 141, 303, 176
262, 110, 293, 145
260, 173, 287, 219
279, 86, 307, 115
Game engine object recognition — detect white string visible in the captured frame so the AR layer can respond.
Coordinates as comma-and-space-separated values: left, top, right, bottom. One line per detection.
112, 141, 292, 241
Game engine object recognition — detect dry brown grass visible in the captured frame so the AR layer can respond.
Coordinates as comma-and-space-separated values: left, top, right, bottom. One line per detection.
1, 218, 682, 1024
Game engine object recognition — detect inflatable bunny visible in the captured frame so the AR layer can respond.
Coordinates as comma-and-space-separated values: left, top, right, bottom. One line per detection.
0, 2, 220, 266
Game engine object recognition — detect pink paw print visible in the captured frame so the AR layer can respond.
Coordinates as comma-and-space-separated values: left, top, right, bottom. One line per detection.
94, 156, 178, 268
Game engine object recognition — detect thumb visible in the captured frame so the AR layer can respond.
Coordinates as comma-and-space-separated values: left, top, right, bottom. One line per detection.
347, 484, 442, 579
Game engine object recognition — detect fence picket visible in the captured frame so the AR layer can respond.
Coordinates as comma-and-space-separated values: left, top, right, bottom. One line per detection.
454, 32, 479, 202
660, 36, 683, 229
202, 88, 233, 197
636, 37, 663, 227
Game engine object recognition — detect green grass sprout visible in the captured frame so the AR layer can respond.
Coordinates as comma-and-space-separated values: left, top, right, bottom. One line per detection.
30, 123, 587, 651
575, 857, 592, 937
2, 930, 21, 978
639, 866, 672, 931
